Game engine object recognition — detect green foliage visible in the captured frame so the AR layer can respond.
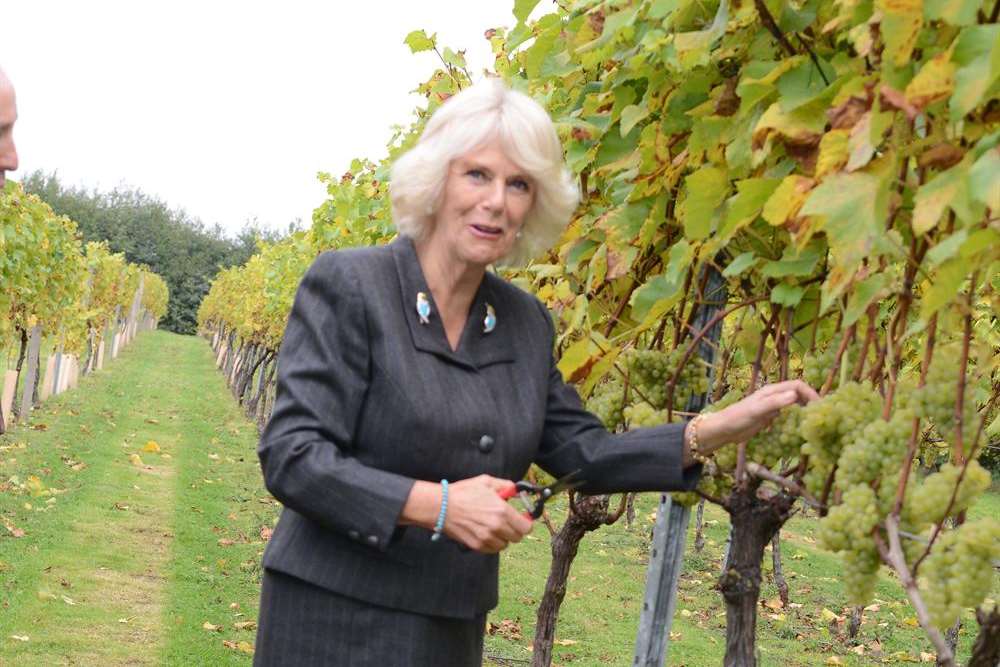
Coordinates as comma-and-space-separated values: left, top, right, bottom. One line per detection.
21, 171, 266, 335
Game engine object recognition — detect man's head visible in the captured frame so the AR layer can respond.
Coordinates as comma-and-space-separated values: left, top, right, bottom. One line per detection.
0, 68, 19, 188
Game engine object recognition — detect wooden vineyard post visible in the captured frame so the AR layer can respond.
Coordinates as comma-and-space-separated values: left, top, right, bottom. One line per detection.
633, 265, 727, 666
19, 325, 42, 421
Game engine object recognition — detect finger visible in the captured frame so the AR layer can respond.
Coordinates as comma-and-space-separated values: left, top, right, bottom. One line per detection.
482, 476, 517, 494
792, 379, 821, 403
507, 506, 534, 537
764, 390, 799, 414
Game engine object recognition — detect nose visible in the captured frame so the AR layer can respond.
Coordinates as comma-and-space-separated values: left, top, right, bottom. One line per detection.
0, 136, 17, 178
483, 179, 506, 215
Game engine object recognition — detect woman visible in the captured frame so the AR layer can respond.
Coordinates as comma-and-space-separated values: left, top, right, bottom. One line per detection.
253, 78, 817, 666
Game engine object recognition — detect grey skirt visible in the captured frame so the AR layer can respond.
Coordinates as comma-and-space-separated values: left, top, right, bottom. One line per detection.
253, 568, 487, 666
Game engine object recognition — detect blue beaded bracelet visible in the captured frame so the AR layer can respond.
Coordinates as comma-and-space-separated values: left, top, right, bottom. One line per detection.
431, 479, 448, 542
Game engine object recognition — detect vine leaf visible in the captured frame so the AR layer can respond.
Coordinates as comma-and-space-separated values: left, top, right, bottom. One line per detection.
877, 0, 923, 67
949, 25, 1000, 120
403, 30, 436, 54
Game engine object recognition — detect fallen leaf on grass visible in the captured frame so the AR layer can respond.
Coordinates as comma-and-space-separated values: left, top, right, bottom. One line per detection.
145, 418, 159, 424
825, 657, 844, 665
820, 608, 843, 623
118, 617, 135, 624
487, 618, 522, 641
553, 639, 578, 646
31, 424, 47, 431
71, 462, 87, 471
142, 441, 161, 453
4, 522, 26, 538
920, 652, 935, 662
218, 539, 235, 547
763, 596, 784, 610
208, 453, 220, 460
37, 590, 58, 601
222, 640, 255, 654
233, 621, 256, 631
129, 454, 144, 467
9, 634, 29, 641
203, 621, 222, 632
887, 651, 923, 662
61, 595, 76, 605
260, 526, 273, 542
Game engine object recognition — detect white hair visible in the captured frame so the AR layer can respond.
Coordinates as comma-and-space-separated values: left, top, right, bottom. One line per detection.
389, 77, 579, 266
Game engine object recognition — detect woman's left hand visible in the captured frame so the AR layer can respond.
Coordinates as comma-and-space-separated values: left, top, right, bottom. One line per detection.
697, 379, 820, 451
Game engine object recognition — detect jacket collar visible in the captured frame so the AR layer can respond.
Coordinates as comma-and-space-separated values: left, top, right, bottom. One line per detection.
390, 236, 516, 370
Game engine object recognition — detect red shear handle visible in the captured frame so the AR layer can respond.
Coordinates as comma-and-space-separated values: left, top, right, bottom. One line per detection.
497, 484, 519, 500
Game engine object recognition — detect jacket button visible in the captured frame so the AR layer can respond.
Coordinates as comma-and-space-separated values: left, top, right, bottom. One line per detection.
478, 434, 495, 453
348, 530, 360, 541
367, 535, 379, 546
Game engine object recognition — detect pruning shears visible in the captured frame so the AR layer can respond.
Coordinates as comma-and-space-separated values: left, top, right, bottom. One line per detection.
498, 470, 585, 519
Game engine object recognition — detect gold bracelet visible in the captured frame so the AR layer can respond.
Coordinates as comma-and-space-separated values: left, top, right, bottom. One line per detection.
687, 412, 712, 465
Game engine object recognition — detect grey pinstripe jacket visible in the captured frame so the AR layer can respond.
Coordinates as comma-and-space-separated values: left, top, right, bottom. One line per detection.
257, 236, 700, 619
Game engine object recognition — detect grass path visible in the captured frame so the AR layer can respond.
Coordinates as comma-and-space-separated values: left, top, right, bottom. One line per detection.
1, 329, 997, 666
0, 331, 273, 665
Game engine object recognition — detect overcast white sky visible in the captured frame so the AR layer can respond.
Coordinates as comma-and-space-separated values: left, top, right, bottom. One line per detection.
2, 1, 535, 237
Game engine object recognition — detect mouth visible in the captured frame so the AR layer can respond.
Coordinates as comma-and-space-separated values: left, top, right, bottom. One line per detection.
469, 223, 504, 239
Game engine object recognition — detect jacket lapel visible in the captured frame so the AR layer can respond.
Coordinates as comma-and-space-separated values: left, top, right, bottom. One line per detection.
390, 236, 516, 370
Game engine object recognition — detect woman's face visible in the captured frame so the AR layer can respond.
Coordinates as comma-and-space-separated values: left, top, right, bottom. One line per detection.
427, 139, 535, 269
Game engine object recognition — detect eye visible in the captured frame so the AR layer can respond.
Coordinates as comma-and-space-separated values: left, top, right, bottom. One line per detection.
509, 178, 531, 193
467, 168, 487, 180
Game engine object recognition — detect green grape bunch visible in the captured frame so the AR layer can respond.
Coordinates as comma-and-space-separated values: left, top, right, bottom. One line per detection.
921, 519, 1000, 631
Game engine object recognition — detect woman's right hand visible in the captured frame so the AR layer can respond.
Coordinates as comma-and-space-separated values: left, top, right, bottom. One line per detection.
400, 475, 533, 554
445, 475, 534, 553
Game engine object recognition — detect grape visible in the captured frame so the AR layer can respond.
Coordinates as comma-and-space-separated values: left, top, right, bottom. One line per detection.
819, 484, 880, 553
802, 345, 838, 390
670, 491, 700, 507
908, 460, 991, 527
818, 484, 883, 605
801, 381, 882, 469
908, 345, 979, 451
835, 409, 912, 489
921, 519, 1000, 630
587, 379, 626, 430
624, 348, 710, 411
623, 401, 669, 428
747, 404, 805, 467
842, 544, 881, 605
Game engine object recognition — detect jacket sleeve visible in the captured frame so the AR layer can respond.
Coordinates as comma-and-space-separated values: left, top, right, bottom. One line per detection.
257, 251, 414, 552
531, 299, 702, 494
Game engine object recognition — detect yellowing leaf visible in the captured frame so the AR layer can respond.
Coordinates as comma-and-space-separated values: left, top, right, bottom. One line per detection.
825, 656, 844, 665
553, 638, 579, 646
129, 453, 144, 467
142, 440, 161, 453
905, 52, 956, 110
203, 621, 222, 632
820, 608, 843, 622
816, 130, 849, 178
762, 176, 814, 226
9, 634, 29, 642
877, 0, 923, 66
26, 475, 46, 497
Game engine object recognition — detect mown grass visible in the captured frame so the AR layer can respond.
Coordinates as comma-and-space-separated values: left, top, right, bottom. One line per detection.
1, 330, 997, 666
